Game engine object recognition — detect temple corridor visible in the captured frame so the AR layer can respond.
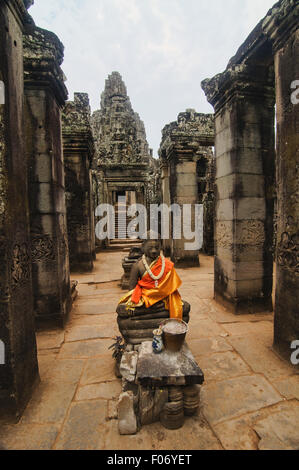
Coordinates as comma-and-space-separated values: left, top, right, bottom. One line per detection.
0, 251, 298, 450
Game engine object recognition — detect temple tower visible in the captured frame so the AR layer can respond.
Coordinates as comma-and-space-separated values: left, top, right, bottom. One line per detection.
92, 72, 152, 243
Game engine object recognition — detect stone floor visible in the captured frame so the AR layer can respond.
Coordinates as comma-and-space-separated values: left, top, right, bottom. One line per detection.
0, 250, 298, 450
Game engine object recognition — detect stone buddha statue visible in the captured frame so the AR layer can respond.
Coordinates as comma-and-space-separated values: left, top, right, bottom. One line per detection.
117, 233, 190, 345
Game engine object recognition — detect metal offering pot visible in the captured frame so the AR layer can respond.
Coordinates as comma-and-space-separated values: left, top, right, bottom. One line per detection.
161, 319, 189, 352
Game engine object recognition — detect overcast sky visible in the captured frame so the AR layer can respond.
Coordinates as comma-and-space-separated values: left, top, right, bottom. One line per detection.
29, 0, 276, 156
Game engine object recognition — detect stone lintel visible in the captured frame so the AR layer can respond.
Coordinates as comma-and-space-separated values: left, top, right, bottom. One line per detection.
23, 25, 68, 106
262, 0, 299, 52
63, 135, 94, 165
202, 64, 275, 113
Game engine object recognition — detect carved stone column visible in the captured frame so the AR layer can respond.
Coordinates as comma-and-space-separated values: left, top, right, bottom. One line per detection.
0, 0, 39, 422
202, 64, 275, 314
264, 0, 299, 357
159, 111, 214, 267
62, 93, 95, 272
23, 24, 71, 328
170, 148, 200, 267
160, 158, 171, 257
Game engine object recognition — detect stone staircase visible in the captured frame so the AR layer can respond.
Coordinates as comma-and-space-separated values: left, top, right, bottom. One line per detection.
108, 200, 142, 251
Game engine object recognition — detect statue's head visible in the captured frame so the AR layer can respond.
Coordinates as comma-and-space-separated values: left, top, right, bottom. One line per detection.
142, 231, 161, 261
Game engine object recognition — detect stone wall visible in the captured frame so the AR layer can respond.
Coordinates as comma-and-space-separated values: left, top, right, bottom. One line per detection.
263, 0, 299, 358
202, 0, 298, 355
62, 93, 95, 272
0, 0, 39, 422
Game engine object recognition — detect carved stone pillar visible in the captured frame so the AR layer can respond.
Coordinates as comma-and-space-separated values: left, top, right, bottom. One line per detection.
159, 111, 215, 267
264, 1, 299, 357
160, 159, 171, 257
170, 149, 200, 267
62, 93, 95, 272
0, 0, 39, 422
202, 64, 275, 313
23, 24, 71, 328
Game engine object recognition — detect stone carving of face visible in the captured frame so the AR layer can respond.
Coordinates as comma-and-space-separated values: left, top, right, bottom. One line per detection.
144, 240, 161, 262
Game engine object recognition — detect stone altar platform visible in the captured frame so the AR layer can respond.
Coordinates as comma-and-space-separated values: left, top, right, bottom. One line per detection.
137, 341, 204, 387
118, 341, 204, 434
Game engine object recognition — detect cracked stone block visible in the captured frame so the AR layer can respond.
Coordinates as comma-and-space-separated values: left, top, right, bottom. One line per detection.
120, 351, 138, 382
118, 392, 137, 435
138, 386, 168, 426
254, 408, 299, 450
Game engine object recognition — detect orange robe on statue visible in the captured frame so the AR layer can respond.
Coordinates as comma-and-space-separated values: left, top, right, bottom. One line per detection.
119, 256, 183, 320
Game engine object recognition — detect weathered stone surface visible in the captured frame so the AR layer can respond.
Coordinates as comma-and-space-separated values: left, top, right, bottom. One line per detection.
254, 407, 299, 450
0, 0, 39, 422
120, 351, 138, 382
159, 109, 215, 265
23, 23, 71, 328
273, 376, 299, 400
100, 420, 152, 450
76, 381, 122, 401
65, 324, 118, 342
137, 341, 204, 387
198, 351, 251, 382
228, 336, 294, 380
0, 424, 59, 451
201, 375, 282, 425
36, 331, 65, 350
189, 337, 233, 357
42, 359, 85, 384
138, 386, 168, 426
118, 392, 137, 435
80, 355, 116, 385
149, 415, 223, 450
271, 7, 299, 358
21, 381, 77, 424
62, 93, 95, 273
213, 400, 299, 451
59, 339, 112, 359
54, 401, 106, 450
202, 62, 275, 315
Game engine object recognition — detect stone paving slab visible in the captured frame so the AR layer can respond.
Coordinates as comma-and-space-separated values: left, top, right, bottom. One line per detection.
147, 415, 223, 450
4, 251, 297, 450
254, 407, 299, 450
189, 337, 233, 357
228, 336, 295, 381
222, 321, 273, 341
196, 351, 251, 383
100, 420, 154, 450
69, 313, 118, 328
65, 324, 118, 342
204, 299, 274, 324
75, 381, 122, 401
36, 331, 65, 350
54, 401, 107, 450
187, 318, 228, 339
73, 302, 117, 315
58, 338, 113, 359
201, 375, 283, 425
42, 359, 85, 384
80, 355, 116, 385
21, 381, 78, 424
212, 400, 299, 450
273, 375, 299, 400
0, 424, 59, 450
